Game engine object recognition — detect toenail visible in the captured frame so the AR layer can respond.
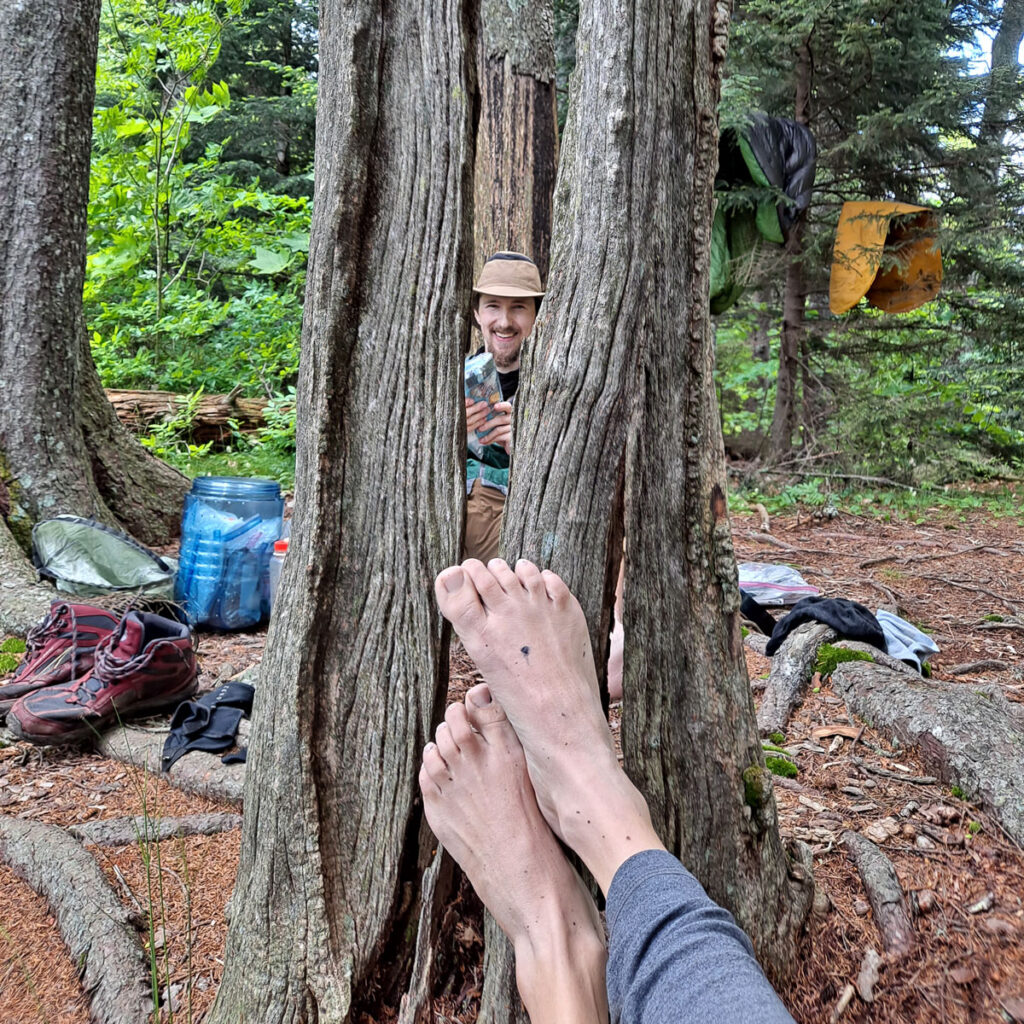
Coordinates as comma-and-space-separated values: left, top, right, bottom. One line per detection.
443, 570, 465, 593
468, 685, 492, 707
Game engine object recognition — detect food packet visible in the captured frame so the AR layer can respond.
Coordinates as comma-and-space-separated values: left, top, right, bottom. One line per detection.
464, 352, 503, 456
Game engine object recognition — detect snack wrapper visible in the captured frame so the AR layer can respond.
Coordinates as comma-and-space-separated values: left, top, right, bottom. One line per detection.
464, 352, 503, 456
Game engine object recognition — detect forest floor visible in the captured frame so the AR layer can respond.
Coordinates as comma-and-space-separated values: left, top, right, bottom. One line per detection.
2, 504, 1023, 1024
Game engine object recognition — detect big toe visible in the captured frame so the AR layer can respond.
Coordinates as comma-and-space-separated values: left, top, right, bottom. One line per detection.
464, 684, 515, 735
435, 566, 487, 631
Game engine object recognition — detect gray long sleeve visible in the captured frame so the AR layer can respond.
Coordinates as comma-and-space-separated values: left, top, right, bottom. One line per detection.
606, 850, 795, 1024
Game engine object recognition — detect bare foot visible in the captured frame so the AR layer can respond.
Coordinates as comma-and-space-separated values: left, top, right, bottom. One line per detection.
419, 688, 607, 1024
434, 559, 662, 893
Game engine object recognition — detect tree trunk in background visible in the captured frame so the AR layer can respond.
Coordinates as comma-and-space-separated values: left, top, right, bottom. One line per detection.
979, 0, 1024, 147
768, 40, 811, 463
207, 0, 473, 1020
0, 0, 187, 586
473, 0, 558, 279
768, 217, 806, 459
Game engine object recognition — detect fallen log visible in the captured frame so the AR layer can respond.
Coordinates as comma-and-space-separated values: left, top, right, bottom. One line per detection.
0, 816, 151, 1024
105, 387, 272, 444
833, 661, 1024, 845
843, 830, 915, 955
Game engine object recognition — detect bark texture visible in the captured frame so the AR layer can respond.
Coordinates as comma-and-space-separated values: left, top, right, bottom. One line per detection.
0, 0, 186, 557
833, 660, 1024, 845
768, 43, 811, 461
207, 0, 474, 1020
843, 831, 915, 955
0, 816, 151, 1024
70, 812, 242, 846
473, 0, 558, 279
503, 0, 811, 979
97, 726, 246, 806
756, 622, 836, 735
0, 518, 53, 634
613, 0, 811, 976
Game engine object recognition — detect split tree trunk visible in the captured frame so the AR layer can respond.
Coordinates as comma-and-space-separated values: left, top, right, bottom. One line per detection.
206, 0, 474, 1020
473, 0, 558, 279
0, 0, 187, 579
504, 0, 811, 981
619, 3, 812, 979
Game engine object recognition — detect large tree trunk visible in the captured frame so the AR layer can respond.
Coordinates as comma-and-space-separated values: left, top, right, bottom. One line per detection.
0, 0, 187, 548
618, 3, 813, 983
505, 0, 811, 984
207, 0, 474, 1020
473, 0, 558, 280
0, 0, 187, 573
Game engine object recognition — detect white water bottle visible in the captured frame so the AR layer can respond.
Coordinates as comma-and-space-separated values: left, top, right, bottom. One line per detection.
268, 539, 288, 609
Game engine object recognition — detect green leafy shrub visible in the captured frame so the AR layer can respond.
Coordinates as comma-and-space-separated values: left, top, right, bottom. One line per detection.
0, 637, 26, 654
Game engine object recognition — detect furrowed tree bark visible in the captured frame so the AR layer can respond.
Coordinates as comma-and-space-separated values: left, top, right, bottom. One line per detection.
0, 0, 187, 560
474, 0, 558, 280
503, 0, 811, 983
619, 0, 813, 979
206, 0, 474, 1020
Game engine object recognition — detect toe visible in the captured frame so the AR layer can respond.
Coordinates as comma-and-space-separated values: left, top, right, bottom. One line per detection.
422, 742, 450, 786
434, 721, 459, 763
419, 762, 441, 797
486, 558, 519, 593
435, 566, 487, 633
444, 701, 475, 748
541, 568, 573, 606
464, 686, 511, 734
514, 559, 547, 595
462, 559, 508, 609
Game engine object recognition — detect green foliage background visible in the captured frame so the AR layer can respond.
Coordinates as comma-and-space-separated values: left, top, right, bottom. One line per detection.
85, 0, 1022, 493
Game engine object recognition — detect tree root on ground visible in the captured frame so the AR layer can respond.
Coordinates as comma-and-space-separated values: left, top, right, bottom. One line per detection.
833, 660, 1024, 845
70, 812, 242, 846
843, 830, 915, 955
0, 520, 53, 635
756, 622, 836, 736
97, 725, 245, 806
0, 816, 152, 1024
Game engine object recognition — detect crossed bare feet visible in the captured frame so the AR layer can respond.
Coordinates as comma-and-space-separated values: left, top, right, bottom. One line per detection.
420, 686, 608, 1024
430, 558, 661, 893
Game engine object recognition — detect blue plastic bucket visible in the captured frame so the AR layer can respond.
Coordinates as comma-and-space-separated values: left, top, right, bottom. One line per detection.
175, 477, 283, 629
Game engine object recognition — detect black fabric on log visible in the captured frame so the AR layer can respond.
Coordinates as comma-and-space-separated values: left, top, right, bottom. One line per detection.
740, 589, 779, 637
766, 596, 886, 656
161, 681, 254, 771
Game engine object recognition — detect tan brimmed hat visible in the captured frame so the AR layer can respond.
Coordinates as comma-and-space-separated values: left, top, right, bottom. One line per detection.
472, 251, 545, 297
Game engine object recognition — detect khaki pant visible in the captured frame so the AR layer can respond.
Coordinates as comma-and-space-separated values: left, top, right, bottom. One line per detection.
463, 479, 506, 563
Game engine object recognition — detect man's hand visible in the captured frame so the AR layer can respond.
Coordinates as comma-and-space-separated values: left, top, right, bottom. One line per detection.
465, 397, 513, 455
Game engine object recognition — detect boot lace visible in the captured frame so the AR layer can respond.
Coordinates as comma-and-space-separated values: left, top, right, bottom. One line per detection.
15, 603, 85, 682
66, 626, 195, 701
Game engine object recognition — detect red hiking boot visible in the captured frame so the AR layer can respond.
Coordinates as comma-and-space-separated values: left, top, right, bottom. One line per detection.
0, 601, 120, 715
8, 611, 198, 744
